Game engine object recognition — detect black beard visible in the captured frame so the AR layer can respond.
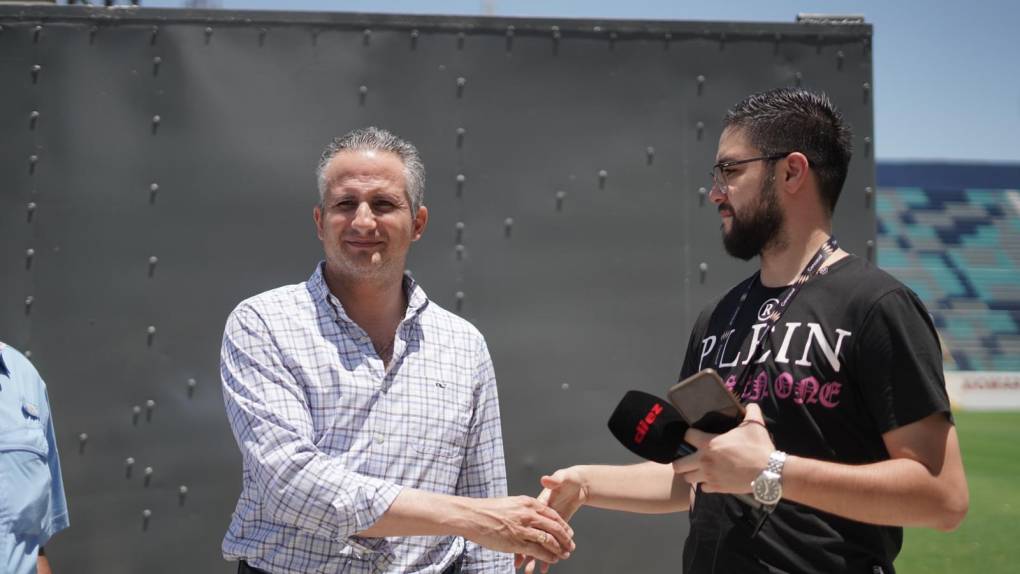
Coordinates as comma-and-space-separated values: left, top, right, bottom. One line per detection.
721, 172, 785, 261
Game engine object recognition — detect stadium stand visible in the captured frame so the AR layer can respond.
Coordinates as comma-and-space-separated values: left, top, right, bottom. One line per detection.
876, 163, 1020, 371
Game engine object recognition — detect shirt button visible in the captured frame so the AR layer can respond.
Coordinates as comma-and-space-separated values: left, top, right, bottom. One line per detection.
374, 433, 385, 444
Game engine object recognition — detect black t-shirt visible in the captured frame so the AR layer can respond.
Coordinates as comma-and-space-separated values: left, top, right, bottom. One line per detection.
679, 255, 951, 574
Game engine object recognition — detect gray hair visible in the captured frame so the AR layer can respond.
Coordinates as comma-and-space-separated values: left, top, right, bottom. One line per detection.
316, 127, 426, 213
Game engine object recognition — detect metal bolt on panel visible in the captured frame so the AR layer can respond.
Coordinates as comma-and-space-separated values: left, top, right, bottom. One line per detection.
24, 296, 34, 315
187, 378, 197, 398
31, 64, 41, 84
149, 183, 159, 204
148, 256, 158, 277
142, 509, 151, 531
132, 405, 141, 426
456, 77, 466, 98
455, 291, 464, 313
646, 146, 655, 165
456, 174, 465, 197
598, 169, 608, 189
78, 433, 88, 454
178, 485, 189, 506
866, 239, 875, 262
699, 262, 709, 283
455, 222, 464, 244
696, 122, 705, 141
410, 29, 419, 49
26, 202, 37, 223
362, 28, 371, 46
144, 466, 153, 487
29, 154, 38, 175
504, 217, 514, 238
151, 114, 161, 134
555, 190, 566, 211
204, 27, 213, 43
696, 75, 705, 96
152, 56, 161, 76
33, 25, 41, 43
125, 457, 135, 478
150, 25, 158, 45
146, 326, 156, 347
456, 127, 465, 148
145, 399, 156, 422
864, 186, 873, 208
359, 85, 368, 105
505, 25, 514, 51
29, 110, 40, 130
699, 187, 708, 206
25, 248, 34, 270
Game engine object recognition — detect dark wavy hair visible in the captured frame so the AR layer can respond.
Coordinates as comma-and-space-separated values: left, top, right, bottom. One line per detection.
724, 88, 853, 215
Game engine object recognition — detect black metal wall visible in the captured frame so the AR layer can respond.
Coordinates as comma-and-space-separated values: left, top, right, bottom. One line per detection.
0, 6, 874, 573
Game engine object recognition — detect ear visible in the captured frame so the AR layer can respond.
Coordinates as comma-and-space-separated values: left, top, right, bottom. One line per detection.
412, 205, 429, 241
781, 152, 811, 195
313, 204, 325, 241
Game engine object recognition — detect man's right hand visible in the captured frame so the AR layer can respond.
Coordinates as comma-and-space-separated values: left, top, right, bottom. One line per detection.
458, 495, 575, 565
517, 468, 588, 573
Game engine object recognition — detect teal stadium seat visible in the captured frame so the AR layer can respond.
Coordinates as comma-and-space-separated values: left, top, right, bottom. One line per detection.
876, 164, 1020, 371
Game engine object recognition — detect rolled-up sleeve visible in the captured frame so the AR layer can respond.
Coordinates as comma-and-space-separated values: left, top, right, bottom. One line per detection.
221, 303, 402, 541
455, 336, 513, 573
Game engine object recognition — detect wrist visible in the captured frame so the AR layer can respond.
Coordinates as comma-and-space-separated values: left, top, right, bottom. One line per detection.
440, 493, 479, 539
570, 465, 592, 506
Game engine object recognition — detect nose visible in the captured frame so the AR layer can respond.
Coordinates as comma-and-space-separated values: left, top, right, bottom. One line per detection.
351, 202, 376, 231
708, 182, 726, 205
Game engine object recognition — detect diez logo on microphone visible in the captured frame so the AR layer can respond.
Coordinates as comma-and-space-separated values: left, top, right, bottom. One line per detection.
634, 403, 664, 444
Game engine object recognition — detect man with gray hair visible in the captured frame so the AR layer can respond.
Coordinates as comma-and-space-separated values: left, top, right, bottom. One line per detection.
220, 127, 574, 574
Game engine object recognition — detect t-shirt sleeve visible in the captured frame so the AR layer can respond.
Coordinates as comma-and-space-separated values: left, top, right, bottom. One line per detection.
852, 287, 952, 434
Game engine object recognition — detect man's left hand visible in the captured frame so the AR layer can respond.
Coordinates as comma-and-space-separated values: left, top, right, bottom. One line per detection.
671, 403, 774, 494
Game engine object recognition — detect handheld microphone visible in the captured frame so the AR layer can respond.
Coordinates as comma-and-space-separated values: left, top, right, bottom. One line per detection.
607, 390, 696, 464
607, 390, 763, 509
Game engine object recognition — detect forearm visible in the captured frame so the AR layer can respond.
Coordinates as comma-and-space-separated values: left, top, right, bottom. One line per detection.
783, 454, 968, 531
357, 488, 474, 538
577, 462, 691, 514
38, 547, 52, 574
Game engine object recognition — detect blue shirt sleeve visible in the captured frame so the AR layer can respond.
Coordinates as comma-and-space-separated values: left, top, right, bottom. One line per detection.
43, 387, 70, 540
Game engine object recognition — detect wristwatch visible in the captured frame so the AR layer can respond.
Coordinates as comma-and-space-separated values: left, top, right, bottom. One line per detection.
751, 450, 787, 507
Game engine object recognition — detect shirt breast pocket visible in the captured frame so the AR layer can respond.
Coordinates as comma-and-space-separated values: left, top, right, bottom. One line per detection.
0, 424, 52, 534
409, 383, 473, 459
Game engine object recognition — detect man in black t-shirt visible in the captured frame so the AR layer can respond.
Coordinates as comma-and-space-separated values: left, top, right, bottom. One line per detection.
518, 88, 969, 574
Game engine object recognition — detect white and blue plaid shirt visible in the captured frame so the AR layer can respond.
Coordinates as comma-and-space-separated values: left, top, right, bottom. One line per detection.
221, 263, 512, 574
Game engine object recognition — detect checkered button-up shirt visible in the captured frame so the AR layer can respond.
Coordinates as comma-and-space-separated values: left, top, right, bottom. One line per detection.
221, 263, 512, 574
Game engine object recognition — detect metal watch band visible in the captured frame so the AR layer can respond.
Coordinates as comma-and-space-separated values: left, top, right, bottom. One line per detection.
767, 450, 787, 475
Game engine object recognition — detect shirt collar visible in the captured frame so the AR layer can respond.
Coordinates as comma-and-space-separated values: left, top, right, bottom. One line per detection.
0, 342, 8, 377
309, 262, 429, 325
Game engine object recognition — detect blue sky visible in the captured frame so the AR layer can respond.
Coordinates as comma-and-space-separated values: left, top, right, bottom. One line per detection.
140, 0, 1020, 164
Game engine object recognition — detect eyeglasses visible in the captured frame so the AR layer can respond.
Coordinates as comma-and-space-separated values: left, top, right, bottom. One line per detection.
710, 153, 791, 194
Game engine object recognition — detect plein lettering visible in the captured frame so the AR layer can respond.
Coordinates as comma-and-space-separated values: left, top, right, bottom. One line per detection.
794, 324, 852, 372
718, 329, 741, 368
698, 335, 717, 371
773, 322, 802, 364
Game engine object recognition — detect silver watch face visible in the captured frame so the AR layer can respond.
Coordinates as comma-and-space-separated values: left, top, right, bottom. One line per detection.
753, 471, 782, 505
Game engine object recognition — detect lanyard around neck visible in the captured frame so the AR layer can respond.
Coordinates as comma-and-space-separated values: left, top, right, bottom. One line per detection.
724, 236, 839, 397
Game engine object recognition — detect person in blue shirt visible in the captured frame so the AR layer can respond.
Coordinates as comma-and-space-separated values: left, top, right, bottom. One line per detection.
0, 342, 69, 574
